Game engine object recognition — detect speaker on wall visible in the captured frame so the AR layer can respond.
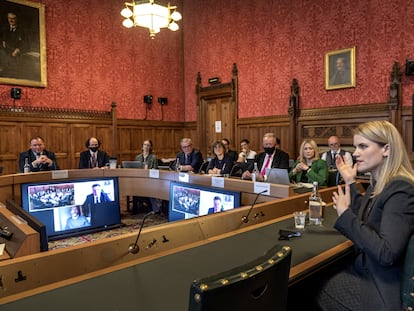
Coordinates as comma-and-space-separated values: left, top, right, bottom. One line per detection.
10, 88, 21, 99
406, 59, 414, 76
143, 95, 153, 105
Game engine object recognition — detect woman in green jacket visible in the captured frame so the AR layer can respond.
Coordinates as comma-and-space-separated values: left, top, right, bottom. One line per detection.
289, 139, 328, 186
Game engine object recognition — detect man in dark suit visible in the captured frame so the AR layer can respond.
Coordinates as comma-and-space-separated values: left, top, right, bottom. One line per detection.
82, 184, 112, 206
221, 138, 239, 162
241, 133, 289, 181
79, 137, 110, 169
176, 138, 203, 173
0, 12, 26, 74
207, 196, 223, 214
19, 136, 60, 172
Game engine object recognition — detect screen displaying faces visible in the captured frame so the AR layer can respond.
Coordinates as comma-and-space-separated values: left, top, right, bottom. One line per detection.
21, 178, 121, 240
169, 182, 241, 222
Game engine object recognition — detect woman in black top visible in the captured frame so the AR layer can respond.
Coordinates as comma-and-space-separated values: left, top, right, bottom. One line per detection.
207, 140, 233, 175
317, 121, 414, 310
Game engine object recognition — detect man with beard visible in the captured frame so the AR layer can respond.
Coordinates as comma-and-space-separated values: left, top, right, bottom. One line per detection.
79, 137, 110, 169
241, 133, 289, 181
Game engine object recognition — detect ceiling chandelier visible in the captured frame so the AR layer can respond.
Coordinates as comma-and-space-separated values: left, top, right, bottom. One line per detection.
120, 0, 182, 39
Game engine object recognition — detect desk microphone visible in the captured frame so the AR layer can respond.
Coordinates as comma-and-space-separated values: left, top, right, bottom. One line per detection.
241, 190, 267, 223
128, 211, 155, 254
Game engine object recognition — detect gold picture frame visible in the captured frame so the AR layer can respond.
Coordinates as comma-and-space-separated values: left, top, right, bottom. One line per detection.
325, 47, 356, 90
0, 0, 47, 87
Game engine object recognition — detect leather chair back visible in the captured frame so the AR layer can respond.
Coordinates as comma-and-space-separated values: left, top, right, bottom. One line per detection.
401, 235, 414, 310
189, 244, 291, 311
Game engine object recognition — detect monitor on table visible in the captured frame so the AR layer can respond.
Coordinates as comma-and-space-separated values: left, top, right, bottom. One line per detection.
168, 181, 241, 222
20, 177, 122, 241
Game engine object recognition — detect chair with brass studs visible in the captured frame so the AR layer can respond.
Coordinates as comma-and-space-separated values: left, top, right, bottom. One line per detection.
188, 244, 291, 311
402, 235, 414, 311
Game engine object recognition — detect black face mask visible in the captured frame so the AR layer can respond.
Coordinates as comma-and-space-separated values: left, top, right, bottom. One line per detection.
264, 147, 275, 155
89, 147, 98, 153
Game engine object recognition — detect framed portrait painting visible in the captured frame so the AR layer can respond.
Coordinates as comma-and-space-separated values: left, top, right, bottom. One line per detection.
325, 47, 356, 90
0, 0, 47, 87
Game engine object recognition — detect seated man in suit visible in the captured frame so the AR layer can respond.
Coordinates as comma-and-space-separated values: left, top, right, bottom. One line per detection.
19, 136, 60, 172
176, 138, 203, 173
79, 137, 110, 169
221, 138, 239, 163
83, 184, 112, 206
207, 196, 224, 214
320, 136, 353, 169
241, 133, 289, 181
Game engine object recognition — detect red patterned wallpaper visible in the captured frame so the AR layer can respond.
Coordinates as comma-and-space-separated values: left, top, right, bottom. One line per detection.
183, 0, 414, 120
0, 0, 413, 122
0, 0, 183, 121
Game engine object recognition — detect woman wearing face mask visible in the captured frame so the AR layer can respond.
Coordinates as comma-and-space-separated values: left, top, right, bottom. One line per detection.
289, 139, 328, 186
79, 137, 110, 169
315, 120, 414, 310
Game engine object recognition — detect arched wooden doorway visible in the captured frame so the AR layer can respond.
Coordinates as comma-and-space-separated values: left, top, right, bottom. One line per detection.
196, 63, 238, 158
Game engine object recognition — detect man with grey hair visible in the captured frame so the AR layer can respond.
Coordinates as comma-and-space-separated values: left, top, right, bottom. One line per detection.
175, 138, 203, 172
241, 133, 289, 180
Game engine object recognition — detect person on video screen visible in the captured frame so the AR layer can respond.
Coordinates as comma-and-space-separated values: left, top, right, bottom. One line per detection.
207, 196, 224, 214
65, 206, 90, 230
83, 184, 111, 205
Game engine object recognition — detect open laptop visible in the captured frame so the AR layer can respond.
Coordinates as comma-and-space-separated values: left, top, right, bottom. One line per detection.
265, 168, 290, 185
121, 161, 144, 169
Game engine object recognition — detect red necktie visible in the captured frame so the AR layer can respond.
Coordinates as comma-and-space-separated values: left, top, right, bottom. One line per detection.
261, 154, 271, 176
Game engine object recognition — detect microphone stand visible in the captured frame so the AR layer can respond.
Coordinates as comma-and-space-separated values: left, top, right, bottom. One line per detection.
241, 190, 267, 223
128, 211, 155, 254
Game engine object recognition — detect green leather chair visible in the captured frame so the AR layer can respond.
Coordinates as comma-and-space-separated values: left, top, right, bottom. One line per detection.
401, 235, 414, 310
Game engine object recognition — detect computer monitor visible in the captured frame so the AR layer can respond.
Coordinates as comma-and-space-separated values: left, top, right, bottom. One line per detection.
122, 161, 144, 169
20, 177, 122, 241
266, 168, 290, 185
168, 181, 241, 222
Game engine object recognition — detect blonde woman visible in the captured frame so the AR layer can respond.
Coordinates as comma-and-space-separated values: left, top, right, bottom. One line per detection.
289, 139, 328, 186
317, 121, 414, 310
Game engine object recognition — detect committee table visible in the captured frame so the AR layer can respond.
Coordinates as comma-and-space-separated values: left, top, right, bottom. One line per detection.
1, 207, 352, 310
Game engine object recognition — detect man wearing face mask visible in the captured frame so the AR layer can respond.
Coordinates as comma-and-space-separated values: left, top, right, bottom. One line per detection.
79, 137, 110, 169
241, 133, 289, 181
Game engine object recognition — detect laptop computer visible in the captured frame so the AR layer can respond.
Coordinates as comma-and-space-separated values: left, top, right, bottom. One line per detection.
121, 161, 144, 169
265, 168, 291, 185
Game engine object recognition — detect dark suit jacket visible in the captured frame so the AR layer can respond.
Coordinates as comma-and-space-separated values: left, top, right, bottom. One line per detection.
19, 150, 60, 172
82, 192, 111, 206
335, 178, 414, 309
244, 149, 289, 173
206, 154, 234, 175
176, 149, 203, 172
79, 150, 110, 169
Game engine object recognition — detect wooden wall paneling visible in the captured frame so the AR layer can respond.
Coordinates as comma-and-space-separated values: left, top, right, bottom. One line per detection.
0, 122, 20, 174
118, 127, 135, 162
237, 116, 291, 158
47, 123, 71, 170
95, 125, 113, 156
71, 124, 96, 169
401, 107, 413, 165
296, 103, 390, 155
183, 122, 198, 151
